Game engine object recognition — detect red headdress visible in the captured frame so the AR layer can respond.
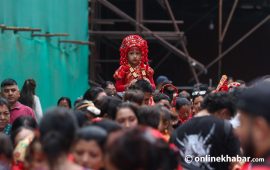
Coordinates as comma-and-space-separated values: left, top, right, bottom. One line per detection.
215, 75, 241, 92
119, 35, 149, 66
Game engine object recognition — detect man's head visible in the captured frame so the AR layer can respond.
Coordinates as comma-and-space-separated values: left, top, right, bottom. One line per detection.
236, 81, 270, 158
131, 80, 153, 105
175, 98, 192, 120
102, 81, 116, 96
156, 76, 171, 90
0, 98, 10, 131
1, 79, 20, 105
201, 92, 236, 120
153, 93, 171, 109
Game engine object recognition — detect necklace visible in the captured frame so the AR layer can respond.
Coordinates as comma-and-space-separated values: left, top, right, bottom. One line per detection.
129, 64, 146, 79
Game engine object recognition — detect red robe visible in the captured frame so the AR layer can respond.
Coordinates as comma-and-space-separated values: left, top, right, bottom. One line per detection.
114, 64, 156, 92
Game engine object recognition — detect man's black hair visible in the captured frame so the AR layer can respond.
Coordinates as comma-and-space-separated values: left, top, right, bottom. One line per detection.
138, 106, 160, 129
130, 79, 153, 93
83, 87, 104, 101
201, 92, 236, 117
153, 93, 170, 103
1, 79, 17, 88
175, 97, 191, 111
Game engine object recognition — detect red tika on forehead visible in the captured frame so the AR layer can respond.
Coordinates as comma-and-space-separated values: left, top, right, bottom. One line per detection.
119, 34, 149, 66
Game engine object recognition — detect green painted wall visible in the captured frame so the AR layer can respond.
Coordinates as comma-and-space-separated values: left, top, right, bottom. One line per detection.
0, 0, 89, 111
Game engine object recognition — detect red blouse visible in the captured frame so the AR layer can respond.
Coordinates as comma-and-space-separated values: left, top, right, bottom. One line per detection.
113, 64, 156, 92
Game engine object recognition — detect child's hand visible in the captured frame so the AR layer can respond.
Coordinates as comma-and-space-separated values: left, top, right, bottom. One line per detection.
125, 79, 138, 90
130, 79, 138, 86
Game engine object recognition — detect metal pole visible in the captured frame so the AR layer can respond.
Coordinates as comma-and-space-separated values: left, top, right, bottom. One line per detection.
96, 0, 206, 73
221, 0, 239, 41
218, 0, 223, 79
189, 15, 270, 82
208, 15, 270, 69
163, 0, 200, 83
136, 0, 143, 32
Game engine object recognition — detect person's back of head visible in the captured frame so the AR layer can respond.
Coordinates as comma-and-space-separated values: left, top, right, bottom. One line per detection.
99, 96, 123, 118
19, 79, 37, 108
153, 92, 170, 103
83, 87, 106, 102
201, 92, 236, 119
73, 110, 89, 127
105, 127, 178, 170
11, 116, 38, 135
130, 79, 153, 94
123, 90, 144, 105
138, 106, 161, 129
21, 79, 36, 94
39, 107, 78, 167
91, 119, 122, 134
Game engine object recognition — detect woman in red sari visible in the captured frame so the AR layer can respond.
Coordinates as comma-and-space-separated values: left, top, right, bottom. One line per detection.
113, 35, 155, 92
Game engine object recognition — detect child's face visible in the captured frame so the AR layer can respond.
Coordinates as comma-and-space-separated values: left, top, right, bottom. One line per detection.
127, 47, 142, 67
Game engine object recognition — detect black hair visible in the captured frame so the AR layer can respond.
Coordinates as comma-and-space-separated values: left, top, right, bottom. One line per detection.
0, 133, 13, 160
99, 96, 123, 118
83, 87, 105, 101
91, 119, 122, 134
175, 97, 191, 111
130, 79, 153, 93
39, 107, 78, 168
123, 90, 144, 105
0, 97, 9, 109
178, 91, 191, 101
74, 126, 107, 151
159, 105, 172, 122
102, 81, 114, 89
25, 138, 43, 165
57, 97, 72, 108
114, 102, 139, 120
236, 80, 270, 123
191, 83, 209, 101
106, 127, 178, 170
201, 92, 236, 117
73, 110, 89, 127
138, 106, 161, 129
11, 116, 38, 135
1, 78, 17, 88
153, 93, 170, 103
19, 79, 36, 108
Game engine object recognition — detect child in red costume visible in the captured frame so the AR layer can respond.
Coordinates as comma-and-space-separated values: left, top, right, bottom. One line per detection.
114, 35, 156, 92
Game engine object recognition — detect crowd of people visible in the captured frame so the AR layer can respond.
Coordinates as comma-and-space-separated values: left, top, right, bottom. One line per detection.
0, 35, 269, 170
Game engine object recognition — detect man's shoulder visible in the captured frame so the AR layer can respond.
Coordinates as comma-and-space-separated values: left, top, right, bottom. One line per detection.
17, 102, 34, 112
175, 115, 227, 138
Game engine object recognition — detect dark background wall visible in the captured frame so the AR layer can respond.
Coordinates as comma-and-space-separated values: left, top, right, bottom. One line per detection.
94, 0, 270, 86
